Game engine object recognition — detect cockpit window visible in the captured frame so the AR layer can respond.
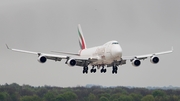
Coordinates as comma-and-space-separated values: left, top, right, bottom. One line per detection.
112, 42, 119, 44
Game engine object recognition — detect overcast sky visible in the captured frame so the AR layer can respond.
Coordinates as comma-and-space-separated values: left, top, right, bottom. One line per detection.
0, 0, 179, 87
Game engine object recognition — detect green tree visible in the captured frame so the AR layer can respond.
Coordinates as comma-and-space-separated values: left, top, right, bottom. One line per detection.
20, 95, 42, 101
100, 96, 109, 101
100, 93, 111, 100
152, 90, 166, 97
10, 92, 20, 101
113, 99, 118, 101
36, 87, 48, 98
169, 95, 179, 101
112, 88, 128, 95
110, 93, 121, 101
88, 93, 96, 101
118, 95, 133, 101
55, 94, 65, 101
0, 92, 10, 101
0, 92, 6, 100
141, 95, 155, 101
152, 90, 166, 101
130, 93, 142, 101
44, 91, 56, 101
63, 91, 77, 101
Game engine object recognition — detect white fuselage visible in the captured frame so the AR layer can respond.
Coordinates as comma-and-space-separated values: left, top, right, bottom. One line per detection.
79, 41, 122, 65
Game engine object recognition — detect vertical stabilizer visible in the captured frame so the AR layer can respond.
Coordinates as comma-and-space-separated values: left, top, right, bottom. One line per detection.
78, 24, 87, 50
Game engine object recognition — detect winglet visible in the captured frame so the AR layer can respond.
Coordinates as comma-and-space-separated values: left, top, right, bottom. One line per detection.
171, 46, 174, 52
6, 44, 10, 50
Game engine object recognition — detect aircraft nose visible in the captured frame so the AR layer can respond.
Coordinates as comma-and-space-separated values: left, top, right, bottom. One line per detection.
111, 45, 122, 58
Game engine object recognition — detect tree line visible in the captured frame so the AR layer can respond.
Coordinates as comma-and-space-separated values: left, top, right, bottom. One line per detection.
0, 83, 180, 101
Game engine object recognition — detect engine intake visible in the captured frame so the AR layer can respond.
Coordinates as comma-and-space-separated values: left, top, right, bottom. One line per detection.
67, 59, 76, 66
132, 59, 141, 67
38, 56, 47, 63
150, 56, 159, 64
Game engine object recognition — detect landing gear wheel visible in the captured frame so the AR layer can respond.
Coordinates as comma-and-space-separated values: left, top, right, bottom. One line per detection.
90, 69, 96, 73
101, 69, 103, 73
83, 66, 88, 74
104, 69, 107, 73
90, 66, 97, 73
114, 70, 117, 74
112, 70, 114, 74
100, 65, 107, 73
83, 70, 85, 74
112, 66, 118, 74
101, 69, 107, 73
94, 69, 96, 73
90, 69, 93, 73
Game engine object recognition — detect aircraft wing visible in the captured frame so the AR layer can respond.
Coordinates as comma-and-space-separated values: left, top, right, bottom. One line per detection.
6, 44, 68, 61
122, 47, 173, 61
6, 44, 98, 66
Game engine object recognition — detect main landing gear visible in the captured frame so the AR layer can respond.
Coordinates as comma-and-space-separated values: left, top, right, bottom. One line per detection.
83, 65, 118, 74
112, 66, 118, 74
83, 66, 96, 74
83, 66, 88, 74
83, 60, 89, 74
90, 66, 96, 73
101, 66, 107, 73
83, 65, 106, 74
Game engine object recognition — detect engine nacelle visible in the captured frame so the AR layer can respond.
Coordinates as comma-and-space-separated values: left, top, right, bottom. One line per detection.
38, 56, 47, 63
150, 56, 159, 64
132, 59, 141, 67
67, 59, 76, 66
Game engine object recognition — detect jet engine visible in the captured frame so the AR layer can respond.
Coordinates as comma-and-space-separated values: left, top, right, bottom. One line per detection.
150, 56, 159, 64
67, 58, 76, 66
38, 56, 47, 63
132, 59, 141, 67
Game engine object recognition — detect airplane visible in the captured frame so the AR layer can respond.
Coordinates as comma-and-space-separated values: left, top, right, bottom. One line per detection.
6, 24, 173, 74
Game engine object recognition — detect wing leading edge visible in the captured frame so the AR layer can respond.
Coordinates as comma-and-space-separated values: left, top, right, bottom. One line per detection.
6, 44, 68, 61
121, 47, 173, 67
122, 47, 173, 60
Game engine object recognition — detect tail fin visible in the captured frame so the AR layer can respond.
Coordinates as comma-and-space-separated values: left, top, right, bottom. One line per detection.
78, 24, 87, 50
